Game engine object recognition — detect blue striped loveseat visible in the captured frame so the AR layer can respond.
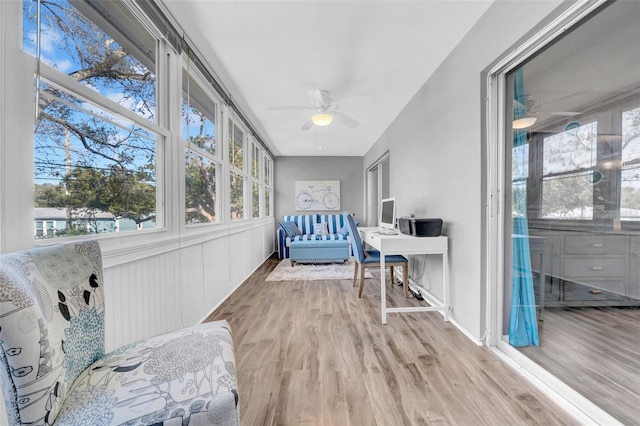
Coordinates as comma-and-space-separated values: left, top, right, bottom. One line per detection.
278, 213, 352, 259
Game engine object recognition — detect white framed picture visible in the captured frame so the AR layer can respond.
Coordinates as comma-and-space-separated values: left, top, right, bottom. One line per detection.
295, 180, 341, 211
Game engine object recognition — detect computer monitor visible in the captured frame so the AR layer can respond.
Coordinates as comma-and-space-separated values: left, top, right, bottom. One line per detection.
380, 197, 396, 229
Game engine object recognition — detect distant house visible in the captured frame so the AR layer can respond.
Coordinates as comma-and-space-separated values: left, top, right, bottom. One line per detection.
34, 208, 155, 238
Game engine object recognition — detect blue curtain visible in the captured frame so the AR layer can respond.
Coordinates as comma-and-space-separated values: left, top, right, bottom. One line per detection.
509, 68, 539, 347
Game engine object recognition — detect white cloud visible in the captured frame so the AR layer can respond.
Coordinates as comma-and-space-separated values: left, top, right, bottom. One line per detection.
38, 26, 62, 55
53, 59, 73, 73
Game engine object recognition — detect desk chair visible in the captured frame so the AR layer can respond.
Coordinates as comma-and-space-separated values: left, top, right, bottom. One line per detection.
343, 212, 409, 298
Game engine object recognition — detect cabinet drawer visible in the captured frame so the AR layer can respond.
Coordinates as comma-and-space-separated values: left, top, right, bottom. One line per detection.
563, 257, 626, 278
564, 235, 627, 255
562, 279, 627, 301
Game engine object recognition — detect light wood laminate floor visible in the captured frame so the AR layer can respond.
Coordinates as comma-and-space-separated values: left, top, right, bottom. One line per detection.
206, 255, 578, 425
519, 306, 640, 425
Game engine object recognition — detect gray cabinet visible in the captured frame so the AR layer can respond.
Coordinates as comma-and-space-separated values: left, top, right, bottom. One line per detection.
529, 229, 638, 301
628, 236, 640, 299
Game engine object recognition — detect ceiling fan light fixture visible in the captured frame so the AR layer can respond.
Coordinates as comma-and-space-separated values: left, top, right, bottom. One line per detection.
513, 116, 537, 130
311, 112, 333, 126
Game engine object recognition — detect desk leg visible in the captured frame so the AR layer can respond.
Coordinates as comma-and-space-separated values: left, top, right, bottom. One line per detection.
380, 254, 387, 324
443, 251, 449, 322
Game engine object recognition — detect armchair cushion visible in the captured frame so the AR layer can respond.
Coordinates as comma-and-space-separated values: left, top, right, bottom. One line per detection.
55, 321, 238, 426
0, 241, 239, 426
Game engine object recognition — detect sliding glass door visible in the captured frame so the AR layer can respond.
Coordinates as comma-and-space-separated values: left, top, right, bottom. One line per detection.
494, 1, 640, 423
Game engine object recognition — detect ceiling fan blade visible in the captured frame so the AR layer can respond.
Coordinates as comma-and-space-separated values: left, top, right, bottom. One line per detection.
548, 111, 581, 116
268, 106, 312, 111
332, 111, 359, 128
308, 83, 325, 106
300, 117, 314, 131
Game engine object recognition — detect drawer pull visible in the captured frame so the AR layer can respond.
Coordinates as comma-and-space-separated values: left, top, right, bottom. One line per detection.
591, 243, 603, 248
591, 266, 603, 271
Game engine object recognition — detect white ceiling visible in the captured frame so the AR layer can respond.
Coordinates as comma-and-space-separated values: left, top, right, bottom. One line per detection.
162, 1, 494, 157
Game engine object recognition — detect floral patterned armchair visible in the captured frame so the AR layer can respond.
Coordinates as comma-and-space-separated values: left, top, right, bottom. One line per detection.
0, 240, 239, 425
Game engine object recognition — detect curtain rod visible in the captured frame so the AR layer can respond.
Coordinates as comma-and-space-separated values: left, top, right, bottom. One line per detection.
135, 0, 275, 159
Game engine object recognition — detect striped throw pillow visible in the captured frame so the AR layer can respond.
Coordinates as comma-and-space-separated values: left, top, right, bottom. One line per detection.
280, 221, 301, 237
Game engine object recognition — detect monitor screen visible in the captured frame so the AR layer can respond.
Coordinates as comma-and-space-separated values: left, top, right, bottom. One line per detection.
380, 197, 396, 229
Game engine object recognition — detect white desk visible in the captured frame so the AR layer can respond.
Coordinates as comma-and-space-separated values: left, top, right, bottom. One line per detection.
359, 227, 449, 324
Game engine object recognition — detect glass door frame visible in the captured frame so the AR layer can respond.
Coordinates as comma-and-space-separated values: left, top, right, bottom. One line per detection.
484, 1, 622, 424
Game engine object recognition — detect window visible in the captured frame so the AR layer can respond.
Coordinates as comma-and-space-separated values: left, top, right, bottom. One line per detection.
24, 0, 159, 238
621, 105, 640, 219
185, 150, 218, 224
230, 171, 245, 220
265, 187, 271, 217
541, 121, 597, 219
252, 182, 260, 218
228, 119, 244, 170
251, 142, 260, 180
228, 119, 246, 220
23, 0, 157, 120
183, 72, 220, 224
512, 143, 528, 215
251, 141, 261, 218
264, 155, 271, 186
264, 156, 273, 216
18, 0, 273, 242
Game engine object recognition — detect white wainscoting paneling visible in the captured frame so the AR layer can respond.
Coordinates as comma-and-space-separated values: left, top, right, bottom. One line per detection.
103, 219, 274, 351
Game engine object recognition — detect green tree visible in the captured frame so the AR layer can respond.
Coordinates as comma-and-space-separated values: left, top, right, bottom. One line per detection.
34, 182, 66, 207
185, 149, 216, 223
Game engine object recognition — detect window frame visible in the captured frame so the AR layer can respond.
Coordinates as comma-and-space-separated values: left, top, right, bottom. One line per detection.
227, 115, 249, 221
1, 0, 274, 253
26, 7, 169, 240
181, 59, 223, 227
250, 138, 262, 218
264, 155, 273, 217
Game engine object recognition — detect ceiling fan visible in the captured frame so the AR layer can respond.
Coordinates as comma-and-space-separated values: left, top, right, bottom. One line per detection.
268, 86, 360, 131
513, 93, 582, 129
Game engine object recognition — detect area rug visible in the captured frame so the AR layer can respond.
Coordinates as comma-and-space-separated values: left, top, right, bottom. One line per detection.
266, 259, 373, 282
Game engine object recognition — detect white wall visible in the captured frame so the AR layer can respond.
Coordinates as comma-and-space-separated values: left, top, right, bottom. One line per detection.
363, 1, 564, 339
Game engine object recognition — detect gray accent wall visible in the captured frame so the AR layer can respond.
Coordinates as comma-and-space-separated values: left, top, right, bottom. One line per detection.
362, 1, 563, 340
274, 156, 364, 223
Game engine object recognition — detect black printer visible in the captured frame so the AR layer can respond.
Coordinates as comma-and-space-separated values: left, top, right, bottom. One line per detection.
398, 218, 443, 237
